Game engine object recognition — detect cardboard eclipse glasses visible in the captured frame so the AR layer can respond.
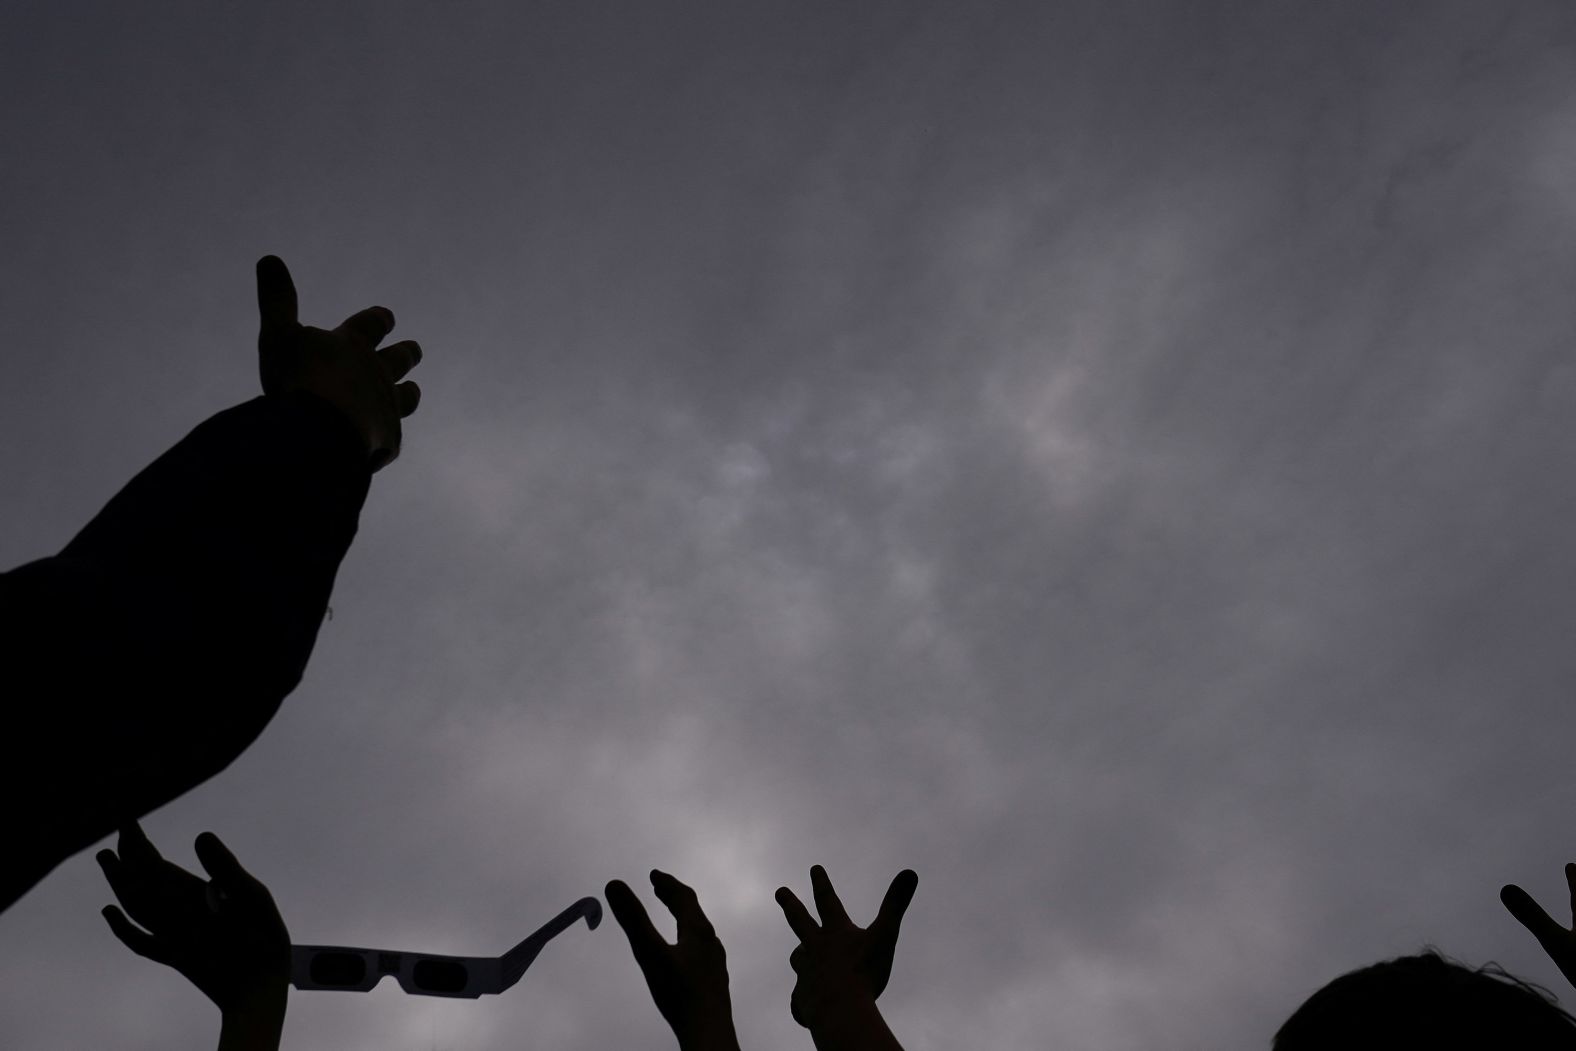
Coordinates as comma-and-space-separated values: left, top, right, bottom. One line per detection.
291, 896, 601, 999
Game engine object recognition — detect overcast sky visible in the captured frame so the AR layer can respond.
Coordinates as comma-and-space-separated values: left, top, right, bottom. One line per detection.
7, 1, 1576, 1048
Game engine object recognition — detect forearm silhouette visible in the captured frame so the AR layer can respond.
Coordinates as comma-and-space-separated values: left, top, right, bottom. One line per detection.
0, 257, 423, 912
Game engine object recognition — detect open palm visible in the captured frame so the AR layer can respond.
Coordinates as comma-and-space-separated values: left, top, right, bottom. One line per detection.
255, 255, 422, 471
605, 870, 739, 1051
775, 866, 918, 1028
97, 824, 289, 1012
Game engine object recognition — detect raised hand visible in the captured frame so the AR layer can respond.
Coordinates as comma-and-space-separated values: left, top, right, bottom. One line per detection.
775, 866, 917, 1031
97, 825, 290, 1019
1502, 864, 1576, 990
256, 255, 423, 471
605, 871, 740, 1051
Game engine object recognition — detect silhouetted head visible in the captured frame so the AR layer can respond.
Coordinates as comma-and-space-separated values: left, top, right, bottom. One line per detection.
1274, 951, 1576, 1049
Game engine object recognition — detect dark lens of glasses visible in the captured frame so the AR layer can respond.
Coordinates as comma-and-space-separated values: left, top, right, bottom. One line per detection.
310, 952, 369, 986
412, 959, 470, 993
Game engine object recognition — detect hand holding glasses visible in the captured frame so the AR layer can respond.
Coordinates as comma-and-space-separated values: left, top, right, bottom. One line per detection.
98, 825, 292, 1051
97, 825, 290, 1013
291, 896, 602, 998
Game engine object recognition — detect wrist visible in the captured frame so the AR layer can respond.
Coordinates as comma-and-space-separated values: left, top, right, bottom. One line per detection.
269, 388, 376, 470
217, 981, 287, 1051
679, 1011, 741, 1051
795, 977, 876, 1029
221, 973, 287, 1015
805, 990, 900, 1051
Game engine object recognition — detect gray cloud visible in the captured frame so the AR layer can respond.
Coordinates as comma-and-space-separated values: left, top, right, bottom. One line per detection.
7, 2, 1576, 1048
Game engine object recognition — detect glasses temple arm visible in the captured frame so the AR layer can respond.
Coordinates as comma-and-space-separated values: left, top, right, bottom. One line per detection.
499, 896, 603, 986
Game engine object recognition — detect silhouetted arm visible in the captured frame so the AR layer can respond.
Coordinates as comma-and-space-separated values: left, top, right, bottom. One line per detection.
97, 826, 290, 1051
775, 867, 917, 1051
0, 257, 424, 912
606, 872, 742, 1051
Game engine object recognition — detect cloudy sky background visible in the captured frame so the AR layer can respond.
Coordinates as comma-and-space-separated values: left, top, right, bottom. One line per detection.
6, 1, 1576, 1047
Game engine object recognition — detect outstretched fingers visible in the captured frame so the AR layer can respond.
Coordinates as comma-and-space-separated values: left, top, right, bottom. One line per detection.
651, 870, 715, 942
872, 869, 919, 940
193, 831, 265, 909
101, 904, 163, 962
377, 340, 422, 381
116, 822, 161, 867
379, 339, 424, 418
809, 865, 852, 929
95, 847, 131, 905
395, 381, 421, 417
193, 832, 244, 885
1502, 883, 1567, 948
607, 879, 667, 968
336, 305, 396, 348
776, 885, 818, 941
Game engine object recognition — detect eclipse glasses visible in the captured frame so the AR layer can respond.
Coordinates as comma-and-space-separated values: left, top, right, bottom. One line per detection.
291, 896, 601, 999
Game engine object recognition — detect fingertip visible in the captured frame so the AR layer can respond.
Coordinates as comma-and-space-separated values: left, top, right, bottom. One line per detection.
193, 830, 230, 856
255, 256, 294, 294
115, 823, 155, 860
194, 831, 243, 880
649, 870, 693, 906
396, 380, 421, 417
101, 903, 131, 933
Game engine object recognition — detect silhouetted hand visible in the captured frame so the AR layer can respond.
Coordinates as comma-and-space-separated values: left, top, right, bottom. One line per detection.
1502, 864, 1576, 990
97, 824, 289, 1028
256, 255, 422, 471
775, 866, 917, 1031
606, 871, 740, 1051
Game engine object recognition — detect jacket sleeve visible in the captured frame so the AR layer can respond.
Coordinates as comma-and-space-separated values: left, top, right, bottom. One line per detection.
0, 390, 372, 902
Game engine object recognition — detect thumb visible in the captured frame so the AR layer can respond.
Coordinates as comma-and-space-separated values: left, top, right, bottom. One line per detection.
255, 256, 299, 337
194, 832, 246, 884
194, 832, 270, 911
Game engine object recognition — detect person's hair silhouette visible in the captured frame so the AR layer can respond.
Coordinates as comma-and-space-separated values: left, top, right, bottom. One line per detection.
1275, 951, 1576, 1049
0, 257, 425, 913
